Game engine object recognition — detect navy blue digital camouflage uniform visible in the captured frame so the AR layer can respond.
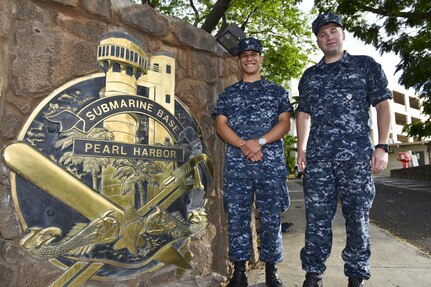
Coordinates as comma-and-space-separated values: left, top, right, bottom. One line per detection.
297, 51, 392, 279
213, 79, 293, 263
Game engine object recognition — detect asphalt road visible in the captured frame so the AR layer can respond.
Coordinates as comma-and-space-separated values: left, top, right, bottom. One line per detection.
370, 177, 431, 255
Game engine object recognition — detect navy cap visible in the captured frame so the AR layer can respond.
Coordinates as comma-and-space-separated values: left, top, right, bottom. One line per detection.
312, 11, 343, 35
237, 37, 263, 55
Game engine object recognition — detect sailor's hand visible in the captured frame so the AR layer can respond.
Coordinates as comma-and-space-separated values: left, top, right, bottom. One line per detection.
297, 149, 307, 171
240, 139, 263, 161
371, 148, 388, 174
248, 150, 263, 162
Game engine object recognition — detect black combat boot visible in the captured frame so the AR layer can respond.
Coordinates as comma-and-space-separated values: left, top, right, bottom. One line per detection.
302, 272, 323, 287
265, 263, 283, 287
348, 277, 364, 287
227, 261, 248, 287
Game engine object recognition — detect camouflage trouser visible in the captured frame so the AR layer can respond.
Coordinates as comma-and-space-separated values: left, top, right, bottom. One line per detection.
224, 177, 290, 263
300, 160, 375, 279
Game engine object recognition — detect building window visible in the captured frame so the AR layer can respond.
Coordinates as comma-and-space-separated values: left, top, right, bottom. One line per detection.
112, 63, 121, 72
395, 112, 407, 126
153, 63, 159, 72
392, 90, 405, 105
397, 134, 409, 143
110, 46, 115, 57
165, 94, 171, 104
120, 47, 125, 59
409, 97, 420, 110
411, 117, 421, 124
126, 66, 134, 76
166, 65, 171, 74
137, 86, 149, 97
103, 60, 109, 71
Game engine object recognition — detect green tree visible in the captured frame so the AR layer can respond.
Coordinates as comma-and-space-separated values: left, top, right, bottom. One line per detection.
135, 0, 316, 82
54, 128, 114, 190
313, 0, 431, 139
112, 159, 166, 206
283, 133, 298, 174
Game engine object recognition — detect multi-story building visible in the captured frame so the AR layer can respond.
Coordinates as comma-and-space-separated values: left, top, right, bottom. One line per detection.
375, 89, 430, 172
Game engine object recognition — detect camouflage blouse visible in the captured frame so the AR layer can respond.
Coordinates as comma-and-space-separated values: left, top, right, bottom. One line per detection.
297, 51, 392, 162
213, 79, 293, 178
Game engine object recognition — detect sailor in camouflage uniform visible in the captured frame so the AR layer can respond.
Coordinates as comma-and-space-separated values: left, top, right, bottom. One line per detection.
213, 37, 293, 287
296, 12, 393, 287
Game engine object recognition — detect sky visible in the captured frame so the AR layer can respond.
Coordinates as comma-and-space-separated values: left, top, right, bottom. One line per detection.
299, 0, 412, 94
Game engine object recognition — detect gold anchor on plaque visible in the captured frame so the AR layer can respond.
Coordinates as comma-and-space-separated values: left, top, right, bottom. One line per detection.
3, 32, 212, 286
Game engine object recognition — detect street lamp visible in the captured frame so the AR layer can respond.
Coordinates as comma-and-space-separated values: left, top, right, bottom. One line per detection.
216, 24, 246, 56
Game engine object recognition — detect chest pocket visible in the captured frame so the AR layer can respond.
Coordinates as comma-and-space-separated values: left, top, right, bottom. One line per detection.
256, 94, 278, 121
337, 80, 369, 113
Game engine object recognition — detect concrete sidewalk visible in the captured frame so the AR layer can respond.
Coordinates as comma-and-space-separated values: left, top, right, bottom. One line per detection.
247, 180, 431, 287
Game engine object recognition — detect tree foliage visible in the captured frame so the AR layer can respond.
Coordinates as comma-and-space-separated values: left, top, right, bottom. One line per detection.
313, 0, 431, 139
136, 0, 316, 83
283, 133, 298, 174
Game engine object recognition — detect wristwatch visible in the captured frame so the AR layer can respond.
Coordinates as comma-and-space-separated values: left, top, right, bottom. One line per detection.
258, 137, 267, 146
375, 144, 389, 153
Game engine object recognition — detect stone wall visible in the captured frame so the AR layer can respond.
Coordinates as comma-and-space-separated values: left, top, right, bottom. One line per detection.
0, 0, 242, 286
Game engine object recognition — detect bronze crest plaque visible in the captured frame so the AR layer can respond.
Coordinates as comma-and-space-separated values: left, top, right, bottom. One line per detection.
3, 32, 212, 285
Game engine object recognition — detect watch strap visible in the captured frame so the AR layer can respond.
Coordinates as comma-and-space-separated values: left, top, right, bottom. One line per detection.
375, 144, 389, 153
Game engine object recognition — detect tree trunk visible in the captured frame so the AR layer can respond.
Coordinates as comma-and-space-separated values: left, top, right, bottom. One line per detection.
200, 0, 232, 33
92, 172, 98, 190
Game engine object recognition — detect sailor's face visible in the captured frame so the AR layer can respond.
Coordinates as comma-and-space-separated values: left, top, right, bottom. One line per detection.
239, 50, 263, 75
316, 23, 345, 56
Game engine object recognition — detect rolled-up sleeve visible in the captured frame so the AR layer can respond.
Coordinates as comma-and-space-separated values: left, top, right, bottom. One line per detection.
212, 90, 229, 118
297, 73, 311, 114
278, 88, 294, 115
367, 59, 392, 107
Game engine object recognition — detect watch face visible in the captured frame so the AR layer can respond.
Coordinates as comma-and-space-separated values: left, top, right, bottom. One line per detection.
259, 138, 266, 145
